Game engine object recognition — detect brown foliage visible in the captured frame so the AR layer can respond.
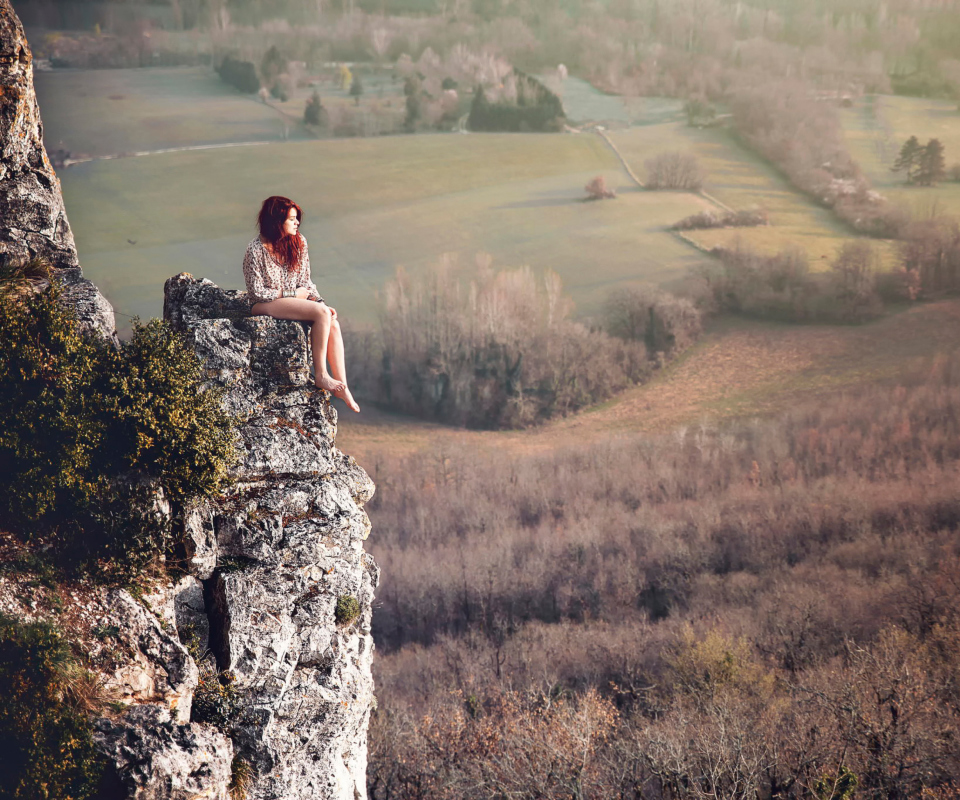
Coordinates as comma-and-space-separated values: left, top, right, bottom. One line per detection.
346, 259, 650, 428
644, 152, 704, 191
367, 353, 960, 797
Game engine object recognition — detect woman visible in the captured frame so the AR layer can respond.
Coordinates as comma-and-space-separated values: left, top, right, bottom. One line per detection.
243, 196, 359, 413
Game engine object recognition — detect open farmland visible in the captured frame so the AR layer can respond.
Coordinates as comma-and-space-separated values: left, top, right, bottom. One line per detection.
608, 122, 871, 264
842, 93, 960, 218
59, 131, 710, 326
33, 66, 306, 158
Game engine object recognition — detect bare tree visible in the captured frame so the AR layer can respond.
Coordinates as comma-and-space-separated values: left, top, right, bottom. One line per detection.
644, 151, 705, 190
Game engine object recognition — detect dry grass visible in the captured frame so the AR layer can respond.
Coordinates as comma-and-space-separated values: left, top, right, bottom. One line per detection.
337, 298, 960, 460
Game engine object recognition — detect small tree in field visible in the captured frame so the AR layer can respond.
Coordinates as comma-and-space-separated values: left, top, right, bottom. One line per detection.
304, 91, 326, 126
645, 152, 704, 190
585, 176, 616, 200
350, 74, 364, 105
916, 138, 946, 186
892, 135, 922, 183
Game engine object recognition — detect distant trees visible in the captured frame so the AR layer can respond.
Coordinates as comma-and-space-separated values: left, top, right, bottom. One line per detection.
893, 136, 947, 185
644, 151, 704, 190
892, 135, 923, 182
303, 91, 327, 126
604, 286, 701, 358
701, 243, 885, 323
345, 260, 651, 428
260, 45, 287, 87
216, 55, 259, 94
467, 71, 565, 133
731, 82, 906, 238
349, 74, 364, 105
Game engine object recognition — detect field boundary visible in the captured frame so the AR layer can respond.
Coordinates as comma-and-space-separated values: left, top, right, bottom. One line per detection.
595, 129, 644, 187
64, 139, 273, 166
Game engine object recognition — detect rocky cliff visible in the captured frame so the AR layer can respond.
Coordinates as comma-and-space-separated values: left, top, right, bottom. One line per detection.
0, 0, 115, 339
0, 2, 379, 797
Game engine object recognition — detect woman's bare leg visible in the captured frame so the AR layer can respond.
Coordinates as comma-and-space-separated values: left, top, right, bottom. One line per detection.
328, 318, 360, 412
251, 298, 344, 393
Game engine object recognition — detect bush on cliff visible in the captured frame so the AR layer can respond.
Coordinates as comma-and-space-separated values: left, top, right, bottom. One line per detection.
0, 614, 105, 800
0, 275, 237, 578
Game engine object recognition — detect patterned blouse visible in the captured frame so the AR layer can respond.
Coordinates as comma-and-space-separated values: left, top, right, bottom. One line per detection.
242, 236, 323, 305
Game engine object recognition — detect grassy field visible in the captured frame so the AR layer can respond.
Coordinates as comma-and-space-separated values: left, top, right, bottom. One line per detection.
59, 130, 711, 326
34, 67, 305, 157
841, 93, 960, 218
608, 123, 873, 265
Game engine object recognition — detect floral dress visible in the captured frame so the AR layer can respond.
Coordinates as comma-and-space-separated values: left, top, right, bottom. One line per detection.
242, 236, 323, 305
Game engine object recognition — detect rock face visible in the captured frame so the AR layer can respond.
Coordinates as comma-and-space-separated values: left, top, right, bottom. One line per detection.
163, 274, 379, 800
0, 0, 115, 339
0, 5, 379, 795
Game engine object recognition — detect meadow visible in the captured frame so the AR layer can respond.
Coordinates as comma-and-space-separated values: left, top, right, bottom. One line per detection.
841, 93, 960, 218
608, 122, 896, 264
49, 68, 716, 327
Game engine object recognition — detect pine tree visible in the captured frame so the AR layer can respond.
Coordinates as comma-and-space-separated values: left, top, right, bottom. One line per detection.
892, 135, 922, 183
304, 91, 326, 126
350, 74, 364, 105
916, 138, 946, 186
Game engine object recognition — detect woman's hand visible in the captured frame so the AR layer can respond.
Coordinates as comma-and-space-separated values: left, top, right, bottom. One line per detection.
295, 287, 310, 299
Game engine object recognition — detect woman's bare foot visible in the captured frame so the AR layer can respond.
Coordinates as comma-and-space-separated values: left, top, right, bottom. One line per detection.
315, 373, 345, 394
333, 384, 360, 413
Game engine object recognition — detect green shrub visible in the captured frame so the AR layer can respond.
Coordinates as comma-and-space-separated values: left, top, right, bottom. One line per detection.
0, 280, 237, 578
335, 595, 362, 627
468, 71, 565, 132
0, 614, 105, 800
192, 667, 241, 730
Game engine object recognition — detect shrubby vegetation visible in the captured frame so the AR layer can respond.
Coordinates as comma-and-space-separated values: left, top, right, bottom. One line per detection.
366, 351, 960, 798
0, 270, 236, 579
0, 614, 105, 800
699, 242, 889, 324
346, 260, 654, 428
603, 286, 701, 359
673, 208, 768, 231
216, 54, 260, 93
900, 216, 960, 296
644, 152, 704, 191
467, 70, 564, 132
730, 82, 908, 238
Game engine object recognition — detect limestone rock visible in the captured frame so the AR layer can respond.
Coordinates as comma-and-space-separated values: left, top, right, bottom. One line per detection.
2, 5, 379, 793
0, 0, 116, 340
94, 705, 234, 800
165, 274, 379, 800
100, 589, 199, 724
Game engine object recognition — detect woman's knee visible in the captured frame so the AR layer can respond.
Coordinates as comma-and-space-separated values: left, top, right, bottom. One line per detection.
311, 303, 332, 323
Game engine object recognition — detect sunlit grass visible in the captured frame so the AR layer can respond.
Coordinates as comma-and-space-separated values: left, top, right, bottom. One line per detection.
841, 94, 960, 218
609, 123, 862, 263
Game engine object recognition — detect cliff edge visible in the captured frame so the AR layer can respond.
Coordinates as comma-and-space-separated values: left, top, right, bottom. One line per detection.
0, 2, 379, 796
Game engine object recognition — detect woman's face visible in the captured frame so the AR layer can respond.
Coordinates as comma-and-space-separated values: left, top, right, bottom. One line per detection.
282, 207, 300, 237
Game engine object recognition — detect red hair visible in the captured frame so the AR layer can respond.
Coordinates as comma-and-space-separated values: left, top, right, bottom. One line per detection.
257, 196, 304, 272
